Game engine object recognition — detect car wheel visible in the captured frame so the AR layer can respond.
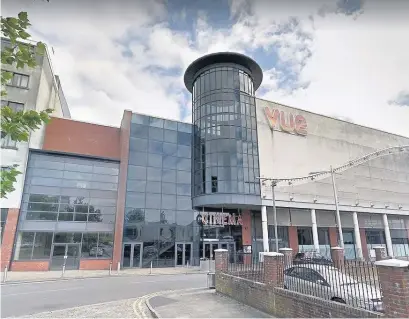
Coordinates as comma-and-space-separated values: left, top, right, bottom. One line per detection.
331, 297, 346, 304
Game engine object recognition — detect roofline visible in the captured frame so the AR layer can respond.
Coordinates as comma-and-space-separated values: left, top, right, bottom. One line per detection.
184, 52, 263, 93
256, 96, 409, 140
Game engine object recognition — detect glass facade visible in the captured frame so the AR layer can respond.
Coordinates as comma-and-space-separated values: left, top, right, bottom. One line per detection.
14, 152, 118, 268
192, 65, 260, 198
124, 114, 200, 267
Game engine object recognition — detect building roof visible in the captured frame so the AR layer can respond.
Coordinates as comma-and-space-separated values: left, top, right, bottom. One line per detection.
184, 52, 263, 93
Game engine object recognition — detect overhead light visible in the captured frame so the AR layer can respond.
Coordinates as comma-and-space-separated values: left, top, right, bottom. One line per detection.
370, 202, 374, 207
355, 200, 359, 206
313, 197, 318, 203
398, 205, 403, 209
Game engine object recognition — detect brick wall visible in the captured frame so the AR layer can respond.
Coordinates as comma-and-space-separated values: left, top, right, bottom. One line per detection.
216, 272, 382, 318
79, 259, 111, 270
11, 260, 49, 271
0, 208, 19, 270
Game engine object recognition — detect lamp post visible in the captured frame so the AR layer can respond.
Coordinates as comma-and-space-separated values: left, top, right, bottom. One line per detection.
309, 167, 344, 248
271, 180, 279, 253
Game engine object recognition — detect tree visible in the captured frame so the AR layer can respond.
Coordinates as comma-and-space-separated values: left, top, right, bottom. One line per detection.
1, 11, 53, 198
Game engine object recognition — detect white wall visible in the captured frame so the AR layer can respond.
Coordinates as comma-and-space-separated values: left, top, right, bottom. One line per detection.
256, 99, 409, 214
1, 42, 67, 209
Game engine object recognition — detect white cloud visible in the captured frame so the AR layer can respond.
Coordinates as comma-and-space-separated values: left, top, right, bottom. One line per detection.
2, 0, 408, 138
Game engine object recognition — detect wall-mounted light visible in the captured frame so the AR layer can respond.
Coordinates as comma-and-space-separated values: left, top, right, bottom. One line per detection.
385, 204, 389, 209
355, 200, 359, 206
313, 197, 318, 203
370, 202, 374, 208
290, 195, 294, 201
262, 194, 267, 199
398, 205, 403, 209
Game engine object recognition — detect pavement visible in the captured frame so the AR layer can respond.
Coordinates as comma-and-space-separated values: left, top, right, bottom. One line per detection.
1, 273, 207, 318
147, 289, 273, 318
1, 266, 204, 284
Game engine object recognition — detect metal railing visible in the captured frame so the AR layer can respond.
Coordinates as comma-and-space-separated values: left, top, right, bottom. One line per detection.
281, 257, 383, 312
227, 252, 264, 282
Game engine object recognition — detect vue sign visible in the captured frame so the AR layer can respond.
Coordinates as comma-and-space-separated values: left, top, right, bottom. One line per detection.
264, 107, 308, 136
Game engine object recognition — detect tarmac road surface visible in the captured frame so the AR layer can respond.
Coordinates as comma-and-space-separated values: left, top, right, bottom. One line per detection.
1, 273, 207, 318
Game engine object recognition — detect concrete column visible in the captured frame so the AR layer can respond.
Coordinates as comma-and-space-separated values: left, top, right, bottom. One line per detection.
382, 213, 394, 257
374, 246, 388, 261
261, 206, 269, 253
215, 249, 229, 273
375, 259, 409, 317
330, 246, 345, 269
263, 252, 284, 287
311, 209, 319, 252
279, 248, 293, 267
352, 212, 363, 260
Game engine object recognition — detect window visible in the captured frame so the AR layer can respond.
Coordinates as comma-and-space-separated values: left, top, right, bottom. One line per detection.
297, 227, 313, 245
211, 176, 218, 193
1, 101, 24, 148
6, 72, 29, 88
1, 208, 8, 243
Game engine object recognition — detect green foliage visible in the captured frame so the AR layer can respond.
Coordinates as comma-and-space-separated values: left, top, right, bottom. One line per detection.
1, 11, 53, 198
0, 165, 21, 198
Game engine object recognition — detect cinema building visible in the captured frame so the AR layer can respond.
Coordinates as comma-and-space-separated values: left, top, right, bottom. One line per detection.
1, 52, 408, 271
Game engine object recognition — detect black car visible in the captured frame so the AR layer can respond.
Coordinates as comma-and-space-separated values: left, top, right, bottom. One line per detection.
293, 251, 333, 265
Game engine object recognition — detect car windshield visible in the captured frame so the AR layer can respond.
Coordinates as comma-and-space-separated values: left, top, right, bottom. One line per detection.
321, 269, 358, 285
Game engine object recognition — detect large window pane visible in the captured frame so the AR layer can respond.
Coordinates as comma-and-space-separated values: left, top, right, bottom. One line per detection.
15, 232, 35, 260
147, 167, 162, 182
54, 232, 82, 243
82, 233, 99, 257
130, 124, 149, 138
98, 232, 114, 258
32, 232, 53, 259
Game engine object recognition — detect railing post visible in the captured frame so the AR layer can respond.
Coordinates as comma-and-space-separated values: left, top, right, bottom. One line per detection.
279, 248, 293, 268
263, 252, 284, 288
150, 261, 152, 274
330, 246, 345, 269
374, 246, 388, 261
109, 262, 112, 275
375, 259, 409, 317
215, 249, 228, 273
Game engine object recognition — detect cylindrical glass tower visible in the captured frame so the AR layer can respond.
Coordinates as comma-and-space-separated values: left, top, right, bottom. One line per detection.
184, 52, 263, 208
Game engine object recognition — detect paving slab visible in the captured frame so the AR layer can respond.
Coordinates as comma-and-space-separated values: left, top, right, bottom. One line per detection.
149, 289, 273, 318
16, 298, 136, 318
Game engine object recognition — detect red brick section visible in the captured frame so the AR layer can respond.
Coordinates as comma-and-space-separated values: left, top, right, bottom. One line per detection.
215, 249, 229, 272
375, 259, 409, 318
360, 228, 369, 260
0, 208, 19, 270
79, 259, 111, 270
112, 111, 132, 269
241, 210, 252, 265
288, 226, 298, 255
11, 261, 49, 271
43, 117, 121, 160
374, 246, 387, 261
263, 253, 284, 287
330, 247, 345, 268
328, 227, 338, 247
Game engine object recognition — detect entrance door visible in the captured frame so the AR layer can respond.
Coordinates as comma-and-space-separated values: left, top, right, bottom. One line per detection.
122, 243, 142, 268
50, 244, 80, 270
202, 242, 236, 260
175, 242, 192, 266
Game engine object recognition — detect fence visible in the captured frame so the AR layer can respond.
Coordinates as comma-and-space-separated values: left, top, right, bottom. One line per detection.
227, 253, 263, 282
225, 251, 383, 313
280, 257, 382, 312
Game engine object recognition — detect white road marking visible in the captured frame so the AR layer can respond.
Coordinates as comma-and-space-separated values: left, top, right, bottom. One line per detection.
2, 287, 81, 297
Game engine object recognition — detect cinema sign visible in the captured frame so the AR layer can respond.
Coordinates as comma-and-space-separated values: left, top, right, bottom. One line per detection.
264, 107, 308, 136
196, 212, 243, 227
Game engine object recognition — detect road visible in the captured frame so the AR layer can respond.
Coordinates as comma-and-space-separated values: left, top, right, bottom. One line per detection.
1, 273, 207, 318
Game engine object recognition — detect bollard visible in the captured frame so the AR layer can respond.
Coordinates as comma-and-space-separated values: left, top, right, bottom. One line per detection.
109, 262, 112, 276
185, 261, 189, 274
117, 261, 120, 275
150, 261, 152, 274
61, 255, 67, 278
3, 266, 8, 283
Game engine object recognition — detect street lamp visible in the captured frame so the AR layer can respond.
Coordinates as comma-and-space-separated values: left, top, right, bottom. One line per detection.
271, 180, 279, 253
309, 166, 344, 248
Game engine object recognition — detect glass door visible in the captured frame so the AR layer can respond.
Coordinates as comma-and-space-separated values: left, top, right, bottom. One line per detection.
50, 244, 80, 270
122, 242, 142, 268
175, 242, 193, 266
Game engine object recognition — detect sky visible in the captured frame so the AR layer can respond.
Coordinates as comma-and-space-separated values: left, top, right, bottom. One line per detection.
2, 0, 409, 137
